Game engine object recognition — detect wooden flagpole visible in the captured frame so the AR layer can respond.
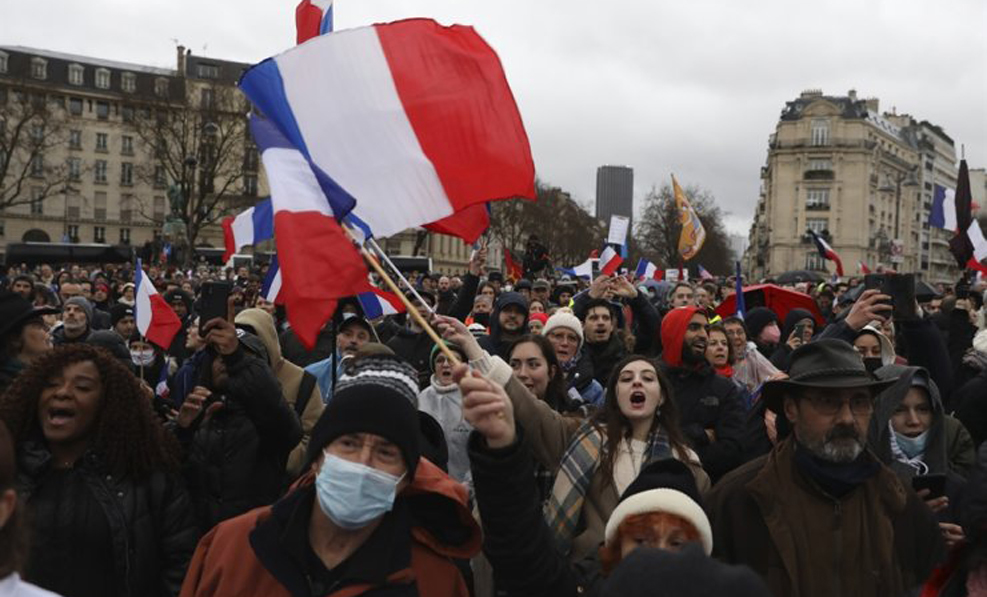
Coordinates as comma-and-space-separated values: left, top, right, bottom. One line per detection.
347, 234, 460, 366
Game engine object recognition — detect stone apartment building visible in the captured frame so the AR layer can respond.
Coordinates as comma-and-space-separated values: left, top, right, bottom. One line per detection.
744, 89, 963, 284
0, 45, 266, 258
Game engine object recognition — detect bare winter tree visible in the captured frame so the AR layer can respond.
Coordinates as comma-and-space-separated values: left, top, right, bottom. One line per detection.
130, 83, 253, 248
635, 182, 733, 275
488, 179, 605, 269
0, 87, 77, 210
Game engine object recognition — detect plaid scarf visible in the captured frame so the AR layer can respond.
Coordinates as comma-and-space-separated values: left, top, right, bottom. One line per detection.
544, 421, 671, 556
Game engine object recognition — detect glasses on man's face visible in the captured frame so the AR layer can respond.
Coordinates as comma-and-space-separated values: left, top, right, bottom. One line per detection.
804, 392, 874, 416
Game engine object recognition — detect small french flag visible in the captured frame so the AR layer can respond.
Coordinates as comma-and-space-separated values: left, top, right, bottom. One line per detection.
134, 258, 182, 350
698, 265, 714, 280
599, 246, 623, 276
858, 261, 872, 275
357, 288, 406, 319
222, 198, 274, 262
809, 229, 844, 276
296, 0, 334, 44
635, 258, 659, 281
261, 255, 283, 303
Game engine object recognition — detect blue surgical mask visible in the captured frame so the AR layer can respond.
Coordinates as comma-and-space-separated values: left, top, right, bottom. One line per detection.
894, 429, 929, 459
315, 453, 404, 530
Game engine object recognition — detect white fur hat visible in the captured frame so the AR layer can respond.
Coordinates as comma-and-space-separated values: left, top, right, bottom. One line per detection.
541, 311, 584, 349
604, 488, 713, 556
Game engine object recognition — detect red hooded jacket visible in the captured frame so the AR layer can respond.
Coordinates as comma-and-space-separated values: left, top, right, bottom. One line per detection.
660, 306, 702, 368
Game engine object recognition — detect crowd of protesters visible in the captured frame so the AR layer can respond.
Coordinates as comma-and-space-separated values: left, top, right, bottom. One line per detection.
0, 242, 985, 596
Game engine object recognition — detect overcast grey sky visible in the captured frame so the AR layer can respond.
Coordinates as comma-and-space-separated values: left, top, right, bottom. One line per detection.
5, 0, 985, 235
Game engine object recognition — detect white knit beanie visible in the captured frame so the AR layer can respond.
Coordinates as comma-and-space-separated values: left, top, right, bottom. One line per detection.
604, 488, 713, 555
542, 311, 584, 349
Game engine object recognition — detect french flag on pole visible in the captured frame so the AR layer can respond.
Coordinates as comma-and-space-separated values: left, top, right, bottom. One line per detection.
222, 198, 274, 262
559, 258, 594, 279
930, 185, 957, 231
599, 246, 623, 276
635, 258, 659, 281
357, 288, 406, 319
240, 19, 535, 243
248, 114, 371, 348
296, 0, 333, 44
808, 229, 844, 276
134, 258, 182, 349
698, 265, 714, 280
261, 255, 283, 303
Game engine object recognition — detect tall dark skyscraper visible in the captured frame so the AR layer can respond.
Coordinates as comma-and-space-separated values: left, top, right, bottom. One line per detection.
595, 165, 634, 232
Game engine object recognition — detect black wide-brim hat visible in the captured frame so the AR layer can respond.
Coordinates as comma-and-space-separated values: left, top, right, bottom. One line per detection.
761, 338, 898, 412
0, 292, 60, 338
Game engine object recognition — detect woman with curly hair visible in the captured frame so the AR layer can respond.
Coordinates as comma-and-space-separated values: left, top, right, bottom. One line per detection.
0, 344, 197, 597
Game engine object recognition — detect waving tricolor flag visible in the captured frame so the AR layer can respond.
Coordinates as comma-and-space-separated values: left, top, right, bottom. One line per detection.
296, 0, 333, 43
241, 19, 535, 241
358, 288, 406, 319
248, 115, 371, 348
134, 258, 182, 349
635, 258, 659, 281
560, 258, 594, 280
261, 255, 283, 303
599, 246, 623, 276
858, 261, 872, 275
698, 265, 714, 280
222, 198, 274, 262
808, 229, 844, 277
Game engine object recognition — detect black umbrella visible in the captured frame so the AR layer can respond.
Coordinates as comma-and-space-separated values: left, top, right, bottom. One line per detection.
773, 270, 826, 284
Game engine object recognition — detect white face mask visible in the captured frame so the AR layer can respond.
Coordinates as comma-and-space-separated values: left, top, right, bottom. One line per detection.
130, 349, 155, 367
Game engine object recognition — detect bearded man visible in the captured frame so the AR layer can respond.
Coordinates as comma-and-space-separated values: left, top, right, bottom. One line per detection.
706, 338, 943, 597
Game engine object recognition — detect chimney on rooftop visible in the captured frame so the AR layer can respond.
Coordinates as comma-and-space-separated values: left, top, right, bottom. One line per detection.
865, 98, 879, 114
848, 89, 857, 101
177, 45, 186, 75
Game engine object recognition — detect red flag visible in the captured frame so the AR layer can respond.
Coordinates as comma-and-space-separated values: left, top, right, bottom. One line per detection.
503, 248, 523, 281
295, 0, 332, 44
424, 203, 490, 244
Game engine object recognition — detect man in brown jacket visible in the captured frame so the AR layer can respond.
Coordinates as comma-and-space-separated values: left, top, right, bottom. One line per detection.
707, 338, 943, 597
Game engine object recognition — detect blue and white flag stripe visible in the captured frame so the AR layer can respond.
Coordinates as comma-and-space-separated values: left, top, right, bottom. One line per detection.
262, 255, 282, 302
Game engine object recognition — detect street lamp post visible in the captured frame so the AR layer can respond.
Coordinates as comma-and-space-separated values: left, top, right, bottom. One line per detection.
879, 166, 919, 267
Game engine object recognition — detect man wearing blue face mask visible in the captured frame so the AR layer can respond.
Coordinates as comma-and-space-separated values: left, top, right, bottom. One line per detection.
179, 354, 481, 597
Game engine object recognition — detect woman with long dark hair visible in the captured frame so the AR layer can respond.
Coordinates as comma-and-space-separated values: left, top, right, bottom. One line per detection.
0, 344, 197, 597
436, 315, 707, 565
508, 334, 569, 413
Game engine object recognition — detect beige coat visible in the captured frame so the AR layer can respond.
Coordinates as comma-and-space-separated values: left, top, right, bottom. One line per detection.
235, 309, 324, 477
471, 352, 711, 564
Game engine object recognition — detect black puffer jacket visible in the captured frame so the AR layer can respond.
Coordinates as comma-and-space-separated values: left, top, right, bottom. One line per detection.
176, 346, 302, 531
18, 440, 197, 597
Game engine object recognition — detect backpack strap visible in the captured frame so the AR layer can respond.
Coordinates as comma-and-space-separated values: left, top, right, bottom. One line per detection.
295, 371, 317, 418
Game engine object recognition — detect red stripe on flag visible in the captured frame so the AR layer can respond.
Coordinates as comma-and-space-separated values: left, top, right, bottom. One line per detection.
295, 0, 324, 44
221, 216, 236, 263
275, 211, 372, 348
375, 20, 536, 211
145, 294, 182, 350
424, 203, 490, 244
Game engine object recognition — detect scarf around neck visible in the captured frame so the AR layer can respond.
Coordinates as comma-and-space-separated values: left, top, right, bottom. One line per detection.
794, 441, 881, 499
544, 422, 671, 556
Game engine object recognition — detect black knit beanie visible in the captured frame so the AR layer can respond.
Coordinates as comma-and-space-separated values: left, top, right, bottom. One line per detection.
305, 355, 421, 477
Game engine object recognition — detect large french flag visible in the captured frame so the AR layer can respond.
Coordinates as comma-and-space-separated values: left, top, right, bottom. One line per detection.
808, 229, 844, 276
249, 114, 371, 348
357, 288, 406, 319
222, 198, 274, 262
599, 246, 623, 276
239, 19, 535, 243
134, 258, 182, 349
296, 0, 333, 44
